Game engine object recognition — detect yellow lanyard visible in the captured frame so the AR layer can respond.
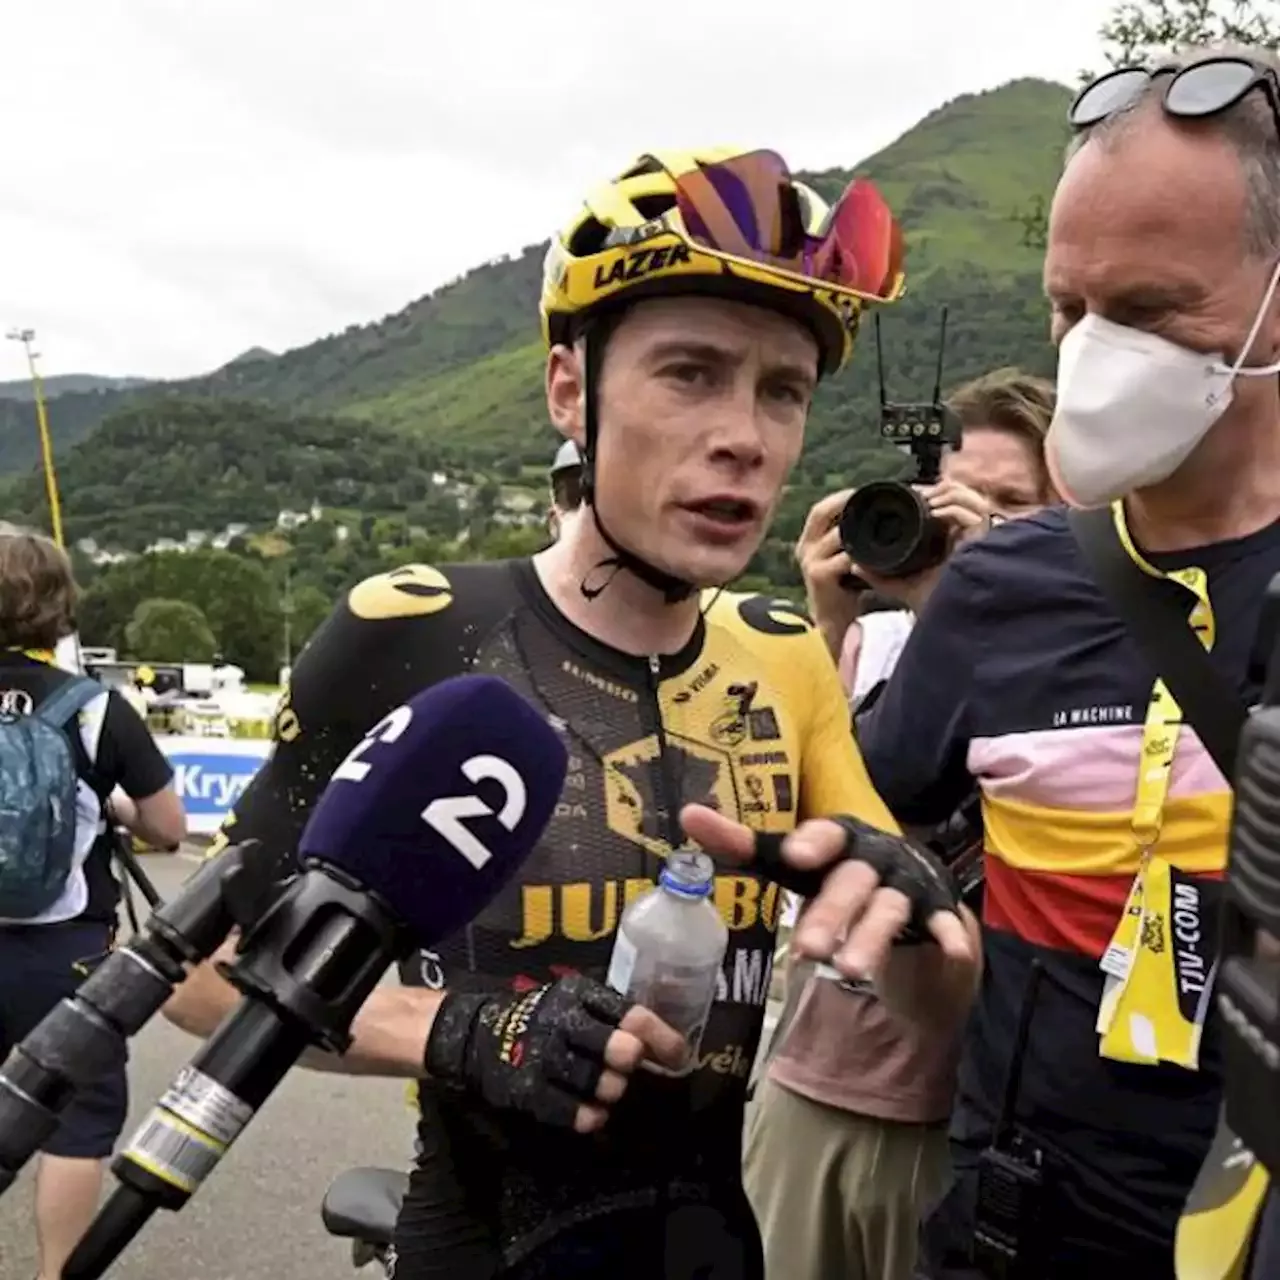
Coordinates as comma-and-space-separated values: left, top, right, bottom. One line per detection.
1096, 502, 1219, 1069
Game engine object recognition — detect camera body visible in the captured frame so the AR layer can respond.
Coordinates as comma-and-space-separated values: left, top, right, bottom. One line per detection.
837, 309, 961, 581
838, 400, 959, 578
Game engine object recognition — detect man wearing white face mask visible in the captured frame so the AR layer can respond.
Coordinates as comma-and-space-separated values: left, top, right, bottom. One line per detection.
853, 43, 1280, 1279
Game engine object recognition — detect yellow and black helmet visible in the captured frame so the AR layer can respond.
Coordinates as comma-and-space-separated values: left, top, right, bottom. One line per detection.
540, 148, 905, 378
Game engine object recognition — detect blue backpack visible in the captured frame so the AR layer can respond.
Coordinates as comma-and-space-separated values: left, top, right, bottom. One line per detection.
0, 677, 102, 920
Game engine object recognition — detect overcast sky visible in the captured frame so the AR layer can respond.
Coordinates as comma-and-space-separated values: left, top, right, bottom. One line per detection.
0, 0, 1117, 381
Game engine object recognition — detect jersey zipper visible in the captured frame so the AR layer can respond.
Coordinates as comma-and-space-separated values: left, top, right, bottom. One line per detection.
647, 653, 683, 855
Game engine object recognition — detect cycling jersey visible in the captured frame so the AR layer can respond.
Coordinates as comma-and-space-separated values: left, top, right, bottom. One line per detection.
220, 557, 896, 1276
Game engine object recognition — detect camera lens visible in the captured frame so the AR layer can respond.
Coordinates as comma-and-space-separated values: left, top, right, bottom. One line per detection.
838, 481, 950, 579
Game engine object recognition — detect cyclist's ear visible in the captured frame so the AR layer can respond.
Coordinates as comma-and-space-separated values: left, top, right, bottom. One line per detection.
546, 345, 585, 437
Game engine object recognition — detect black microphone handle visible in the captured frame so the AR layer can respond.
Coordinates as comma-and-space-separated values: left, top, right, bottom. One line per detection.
63, 865, 406, 1279
0, 843, 271, 1199
61, 1001, 307, 1280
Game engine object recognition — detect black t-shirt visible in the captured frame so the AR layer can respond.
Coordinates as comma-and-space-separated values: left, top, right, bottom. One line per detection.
0, 654, 173, 923
217, 559, 891, 1273
857, 506, 1280, 1273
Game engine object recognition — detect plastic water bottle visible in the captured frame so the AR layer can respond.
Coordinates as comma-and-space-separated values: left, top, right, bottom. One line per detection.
605, 851, 729, 1076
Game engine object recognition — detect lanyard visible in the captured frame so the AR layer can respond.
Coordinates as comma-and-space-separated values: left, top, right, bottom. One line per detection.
1113, 505, 1217, 849
1097, 502, 1220, 1069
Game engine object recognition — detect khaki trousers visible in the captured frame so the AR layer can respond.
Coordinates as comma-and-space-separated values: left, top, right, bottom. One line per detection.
743, 1079, 949, 1280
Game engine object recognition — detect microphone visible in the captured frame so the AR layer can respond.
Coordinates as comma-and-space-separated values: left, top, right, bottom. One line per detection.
58, 674, 567, 1280
0, 840, 286, 1198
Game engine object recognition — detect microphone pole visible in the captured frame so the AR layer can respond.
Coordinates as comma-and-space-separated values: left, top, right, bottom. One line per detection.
62, 861, 408, 1280
0, 843, 274, 1197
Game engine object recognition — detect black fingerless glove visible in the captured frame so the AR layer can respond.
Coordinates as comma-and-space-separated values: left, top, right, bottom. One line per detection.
424, 974, 631, 1128
753, 816, 961, 944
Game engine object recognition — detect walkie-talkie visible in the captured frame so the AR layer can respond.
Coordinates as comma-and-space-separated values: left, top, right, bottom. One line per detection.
972, 959, 1048, 1279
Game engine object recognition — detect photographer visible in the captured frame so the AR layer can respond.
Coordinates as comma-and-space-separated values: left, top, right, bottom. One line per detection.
799, 367, 1056, 666
853, 43, 1280, 1276
743, 369, 1056, 1280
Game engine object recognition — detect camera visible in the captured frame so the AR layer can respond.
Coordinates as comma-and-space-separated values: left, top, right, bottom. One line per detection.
839, 309, 961, 579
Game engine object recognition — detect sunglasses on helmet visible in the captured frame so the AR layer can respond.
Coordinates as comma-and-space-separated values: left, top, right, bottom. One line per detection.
1070, 55, 1280, 137
662, 149, 906, 304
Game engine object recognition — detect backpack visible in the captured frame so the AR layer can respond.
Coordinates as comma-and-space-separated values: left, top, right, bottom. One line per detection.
0, 677, 103, 920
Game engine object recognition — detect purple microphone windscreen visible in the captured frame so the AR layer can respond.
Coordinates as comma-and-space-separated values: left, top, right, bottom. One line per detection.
298, 674, 567, 946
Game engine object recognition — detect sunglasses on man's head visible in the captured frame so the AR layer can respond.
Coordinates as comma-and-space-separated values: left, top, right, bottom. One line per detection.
1070, 55, 1280, 136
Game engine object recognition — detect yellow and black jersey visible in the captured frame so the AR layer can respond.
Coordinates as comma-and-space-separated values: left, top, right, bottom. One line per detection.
219, 557, 897, 1264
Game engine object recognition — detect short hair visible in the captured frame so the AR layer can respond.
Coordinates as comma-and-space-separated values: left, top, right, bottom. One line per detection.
0, 526, 80, 650
1066, 42, 1280, 257
947, 365, 1055, 450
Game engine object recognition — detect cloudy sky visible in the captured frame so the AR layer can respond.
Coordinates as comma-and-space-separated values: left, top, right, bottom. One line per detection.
1, 0, 1116, 381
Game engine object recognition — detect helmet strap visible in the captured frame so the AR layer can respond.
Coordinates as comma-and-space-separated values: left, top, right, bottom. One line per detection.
577, 318, 696, 605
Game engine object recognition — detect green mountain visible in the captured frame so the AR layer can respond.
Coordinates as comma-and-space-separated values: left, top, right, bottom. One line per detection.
4, 397, 459, 553
1, 77, 1071, 507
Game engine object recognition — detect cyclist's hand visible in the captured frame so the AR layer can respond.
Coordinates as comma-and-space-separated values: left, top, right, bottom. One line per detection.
681, 804, 972, 983
424, 975, 686, 1134
795, 489, 862, 659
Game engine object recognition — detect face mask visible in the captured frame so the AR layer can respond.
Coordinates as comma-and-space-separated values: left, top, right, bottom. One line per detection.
1046, 260, 1280, 508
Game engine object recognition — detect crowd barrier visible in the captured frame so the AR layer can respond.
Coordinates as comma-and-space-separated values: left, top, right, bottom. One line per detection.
156, 734, 272, 835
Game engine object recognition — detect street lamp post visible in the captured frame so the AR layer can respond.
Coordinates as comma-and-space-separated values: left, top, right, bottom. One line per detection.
5, 327, 65, 548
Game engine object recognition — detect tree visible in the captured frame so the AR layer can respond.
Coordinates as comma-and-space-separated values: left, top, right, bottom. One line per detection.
1017, 0, 1280, 249
287, 584, 333, 653
79, 549, 284, 682
125, 598, 218, 662
1093, 0, 1279, 72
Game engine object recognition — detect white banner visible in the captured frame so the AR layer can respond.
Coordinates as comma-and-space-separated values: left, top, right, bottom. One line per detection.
155, 734, 272, 834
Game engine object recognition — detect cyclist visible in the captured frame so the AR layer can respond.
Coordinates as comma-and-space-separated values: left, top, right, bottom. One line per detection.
164, 147, 978, 1279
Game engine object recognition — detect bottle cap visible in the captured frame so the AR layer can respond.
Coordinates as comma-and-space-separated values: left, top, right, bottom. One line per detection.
658, 851, 714, 898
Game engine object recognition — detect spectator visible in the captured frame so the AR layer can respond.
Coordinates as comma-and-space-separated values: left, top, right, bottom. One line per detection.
858, 43, 1280, 1275
547, 438, 584, 541
743, 369, 1057, 1280
0, 524, 185, 1280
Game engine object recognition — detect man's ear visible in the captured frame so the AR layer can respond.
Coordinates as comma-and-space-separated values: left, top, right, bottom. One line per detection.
546, 344, 585, 444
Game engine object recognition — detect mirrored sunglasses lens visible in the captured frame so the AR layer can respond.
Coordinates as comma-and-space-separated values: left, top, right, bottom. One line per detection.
1071, 68, 1148, 125
1166, 58, 1258, 116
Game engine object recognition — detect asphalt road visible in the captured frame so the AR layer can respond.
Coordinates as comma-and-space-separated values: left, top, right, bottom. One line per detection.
0, 852, 413, 1280
0, 852, 782, 1280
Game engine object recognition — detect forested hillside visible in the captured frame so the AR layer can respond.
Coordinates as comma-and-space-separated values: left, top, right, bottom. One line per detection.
0, 76, 1079, 679
0, 77, 1070, 485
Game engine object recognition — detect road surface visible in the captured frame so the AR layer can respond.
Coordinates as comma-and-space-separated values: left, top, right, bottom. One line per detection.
0, 852, 782, 1280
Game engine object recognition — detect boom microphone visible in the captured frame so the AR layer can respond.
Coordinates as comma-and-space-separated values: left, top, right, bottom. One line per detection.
63, 674, 567, 1279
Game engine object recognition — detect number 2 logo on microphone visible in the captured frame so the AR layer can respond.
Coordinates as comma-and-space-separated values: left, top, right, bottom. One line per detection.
331, 704, 529, 870
421, 755, 528, 870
